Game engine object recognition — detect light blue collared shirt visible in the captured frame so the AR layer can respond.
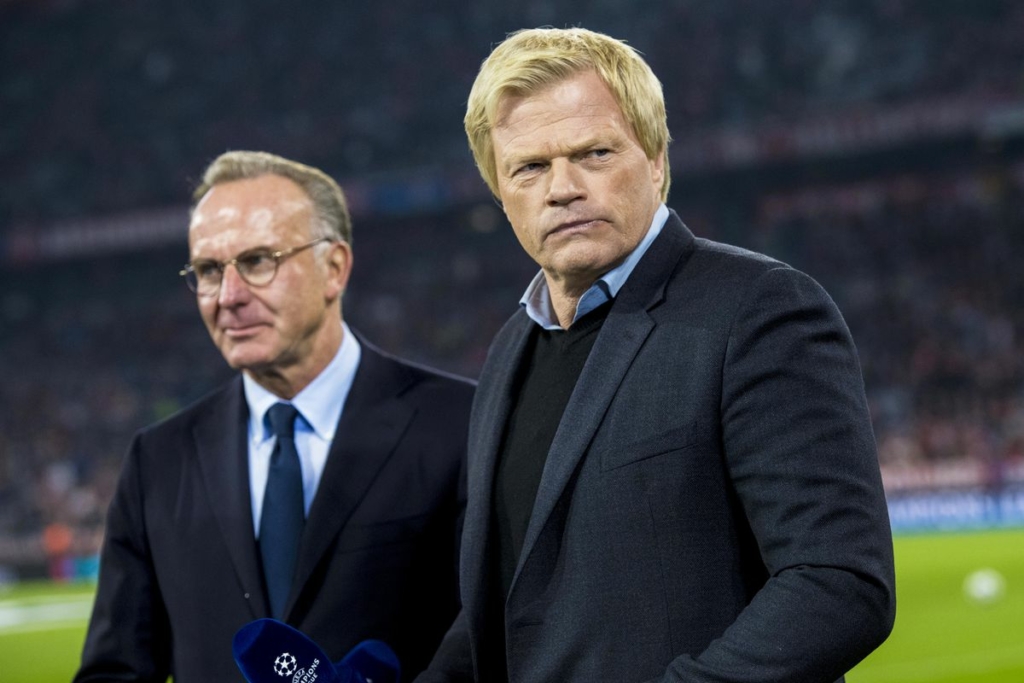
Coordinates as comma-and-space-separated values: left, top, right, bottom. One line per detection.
520, 204, 670, 330
244, 322, 362, 536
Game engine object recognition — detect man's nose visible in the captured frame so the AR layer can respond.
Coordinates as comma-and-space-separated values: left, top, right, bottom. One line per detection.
545, 159, 586, 206
217, 263, 250, 306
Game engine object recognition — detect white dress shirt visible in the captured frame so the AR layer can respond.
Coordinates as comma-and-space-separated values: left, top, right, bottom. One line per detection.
243, 322, 362, 536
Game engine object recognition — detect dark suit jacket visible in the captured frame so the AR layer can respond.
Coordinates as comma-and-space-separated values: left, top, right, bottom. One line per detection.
420, 213, 896, 683
76, 336, 474, 683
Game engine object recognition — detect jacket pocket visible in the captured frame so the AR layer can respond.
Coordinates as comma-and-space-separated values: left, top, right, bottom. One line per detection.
599, 424, 697, 471
335, 511, 432, 552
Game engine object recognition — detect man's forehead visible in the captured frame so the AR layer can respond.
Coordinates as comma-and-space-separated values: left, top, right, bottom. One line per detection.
493, 102, 631, 169
190, 177, 311, 231
191, 197, 310, 228
188, 179, 312, 253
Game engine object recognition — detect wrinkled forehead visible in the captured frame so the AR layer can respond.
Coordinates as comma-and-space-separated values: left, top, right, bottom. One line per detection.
188, 176, 313, 255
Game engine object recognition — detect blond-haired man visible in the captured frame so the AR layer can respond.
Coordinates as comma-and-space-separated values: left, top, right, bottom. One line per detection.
419, 28, 894, 683
76, 151, 473, 682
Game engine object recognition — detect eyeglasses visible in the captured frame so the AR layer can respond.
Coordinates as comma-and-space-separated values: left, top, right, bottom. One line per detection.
180, 237, 334, 296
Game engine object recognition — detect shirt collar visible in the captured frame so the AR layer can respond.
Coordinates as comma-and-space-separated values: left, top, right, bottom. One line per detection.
243, 322, 362, 442
520, 203, 669, 330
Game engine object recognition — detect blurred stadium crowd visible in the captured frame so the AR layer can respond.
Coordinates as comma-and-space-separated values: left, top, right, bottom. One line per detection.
4, 0, 1024, 223
1, 0, 1023, 577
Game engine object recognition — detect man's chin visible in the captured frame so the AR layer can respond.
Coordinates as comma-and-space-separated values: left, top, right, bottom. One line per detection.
219, 342, 273, 371
547, 255, 620, 288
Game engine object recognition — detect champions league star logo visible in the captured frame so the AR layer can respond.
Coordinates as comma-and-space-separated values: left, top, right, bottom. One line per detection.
234, 618, 400, 683
274, 653, 298, 677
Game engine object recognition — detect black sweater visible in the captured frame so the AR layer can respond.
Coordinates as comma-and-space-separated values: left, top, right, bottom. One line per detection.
492, 301, 613, 598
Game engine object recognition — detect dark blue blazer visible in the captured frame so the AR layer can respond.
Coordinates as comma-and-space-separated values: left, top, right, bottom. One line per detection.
76, 336, 474, 683
420, 213, 895, 683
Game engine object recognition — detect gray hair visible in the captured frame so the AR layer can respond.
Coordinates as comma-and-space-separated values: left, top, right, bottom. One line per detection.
192, 150, 352, 244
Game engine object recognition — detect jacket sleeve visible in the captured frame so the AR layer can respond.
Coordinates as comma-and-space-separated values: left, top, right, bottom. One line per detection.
413, 608, 476, 683
74, 435, 172, 683
657, 266, 896, 683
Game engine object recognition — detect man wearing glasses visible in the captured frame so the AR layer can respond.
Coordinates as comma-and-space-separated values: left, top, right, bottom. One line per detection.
75, 151, 474, 683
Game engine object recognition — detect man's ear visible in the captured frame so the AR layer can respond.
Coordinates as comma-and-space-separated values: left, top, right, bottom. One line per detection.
325, 240, 353, 301
650, 149, 666, 192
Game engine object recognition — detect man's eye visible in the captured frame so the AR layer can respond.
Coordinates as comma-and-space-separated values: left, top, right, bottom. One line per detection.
193, 261, 221, 279
588, 149, 610, 159
238, 252, 275, 271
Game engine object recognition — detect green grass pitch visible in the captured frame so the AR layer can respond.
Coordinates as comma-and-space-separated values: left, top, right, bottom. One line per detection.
1, 528, 1022, 682
0, 581, 95, 683
849, 528, 1024, 683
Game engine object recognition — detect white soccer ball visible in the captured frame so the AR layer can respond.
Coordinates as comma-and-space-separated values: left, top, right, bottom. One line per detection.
962, 568, 1007, 605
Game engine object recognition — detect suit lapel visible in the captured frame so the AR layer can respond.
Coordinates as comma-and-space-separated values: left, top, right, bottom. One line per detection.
461, 312, 533, 635
286, 341, 416, 615
193, 378, 269, 617
511, 214, 693, 592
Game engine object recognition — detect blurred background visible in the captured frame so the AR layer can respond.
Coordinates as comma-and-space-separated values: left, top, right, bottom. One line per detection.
1, 0, 1023, 681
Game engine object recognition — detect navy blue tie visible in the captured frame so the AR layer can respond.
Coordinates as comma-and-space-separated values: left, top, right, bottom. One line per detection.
259, 402, 305, 619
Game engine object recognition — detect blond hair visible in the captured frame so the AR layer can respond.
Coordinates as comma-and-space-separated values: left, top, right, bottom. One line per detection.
465, 27, 671, 201
192, 150, 352, 245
